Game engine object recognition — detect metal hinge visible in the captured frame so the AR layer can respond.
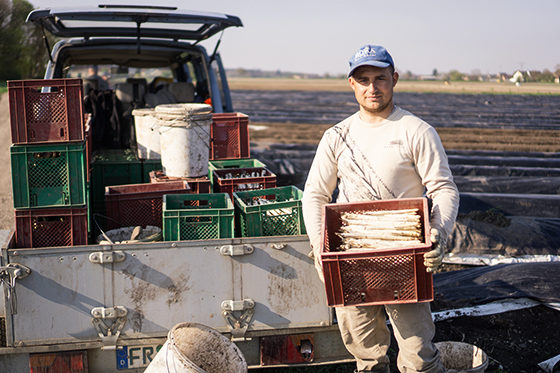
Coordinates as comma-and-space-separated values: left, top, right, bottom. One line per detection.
221, 299, 255, 341
91, 306, 128, 350
219, 244, 254, 256
89, 251, 126, 264
0, 263, 31, 314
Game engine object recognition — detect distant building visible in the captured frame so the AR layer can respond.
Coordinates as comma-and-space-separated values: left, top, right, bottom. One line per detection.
419, 75, 438, 81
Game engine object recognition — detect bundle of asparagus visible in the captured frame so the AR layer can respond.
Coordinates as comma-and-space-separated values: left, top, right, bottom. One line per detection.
337, 208, 423, 251
246, 197, 294, 216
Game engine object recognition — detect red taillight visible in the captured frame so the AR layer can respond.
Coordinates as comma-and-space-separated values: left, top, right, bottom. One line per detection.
260, 334, 314, 366
30, 351, 87, 373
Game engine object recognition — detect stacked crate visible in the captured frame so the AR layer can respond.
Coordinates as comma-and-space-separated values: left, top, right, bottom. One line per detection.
208, 114, 277, 198
89, 148, 143, 235
8, 79, 88, 248
144, 113, 251, 241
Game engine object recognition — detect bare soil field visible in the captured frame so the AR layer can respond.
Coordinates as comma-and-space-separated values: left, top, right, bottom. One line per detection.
249, 122, 560, 153
229, 77, 560, 95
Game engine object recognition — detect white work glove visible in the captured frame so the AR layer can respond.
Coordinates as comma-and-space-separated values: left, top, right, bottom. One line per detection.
424, 228, 447, 273
308, 242, 325, 283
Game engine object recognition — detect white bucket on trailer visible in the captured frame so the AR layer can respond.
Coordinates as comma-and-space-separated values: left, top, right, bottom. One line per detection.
144, 322, 247, 373
435, 341, 489, 373
132, 108, 160, 160
156, 103, 212, 178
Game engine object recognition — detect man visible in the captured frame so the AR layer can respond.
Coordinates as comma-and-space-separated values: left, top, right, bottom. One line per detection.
302, 45, 459, 372
86, 65, 110, 91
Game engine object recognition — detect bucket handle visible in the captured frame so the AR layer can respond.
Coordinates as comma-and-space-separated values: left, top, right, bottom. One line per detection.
159, 122, 211, 150
92, 213, 126, 244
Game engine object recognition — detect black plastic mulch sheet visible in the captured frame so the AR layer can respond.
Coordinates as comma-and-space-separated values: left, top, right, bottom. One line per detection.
433, 262, 560, 308
448, 216, 560, 256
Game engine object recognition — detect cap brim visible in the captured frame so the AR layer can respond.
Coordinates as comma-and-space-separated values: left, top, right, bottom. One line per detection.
348, 61, 391, 77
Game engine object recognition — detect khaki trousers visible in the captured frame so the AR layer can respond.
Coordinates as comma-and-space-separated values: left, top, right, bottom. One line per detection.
335, 302, 444, 372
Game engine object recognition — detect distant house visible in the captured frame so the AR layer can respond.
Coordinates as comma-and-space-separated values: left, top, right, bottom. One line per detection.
499, 72, 512, 82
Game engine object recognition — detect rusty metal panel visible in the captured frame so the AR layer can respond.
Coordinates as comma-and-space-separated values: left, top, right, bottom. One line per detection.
3, 235, 331, 348
238, 237, 332, 331
7, 246, 106, 345
111, 240, 235, 337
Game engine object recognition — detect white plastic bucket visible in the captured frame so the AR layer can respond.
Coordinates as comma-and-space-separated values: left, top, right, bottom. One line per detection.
435, 341, 489, 373
156, 103, 212, 178
144, 322, 247, 373
133, 108, 160, 160
96, 225, 162, 244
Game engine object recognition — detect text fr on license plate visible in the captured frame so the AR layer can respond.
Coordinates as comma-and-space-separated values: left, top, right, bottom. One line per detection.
116, 344, 163, 369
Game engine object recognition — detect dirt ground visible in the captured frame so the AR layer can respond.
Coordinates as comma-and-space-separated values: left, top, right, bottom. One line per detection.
0, 93, 13, 231
228, 78, 560, 95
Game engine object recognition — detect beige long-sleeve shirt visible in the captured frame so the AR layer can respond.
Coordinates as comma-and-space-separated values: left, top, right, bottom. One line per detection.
302, 107, 460, 258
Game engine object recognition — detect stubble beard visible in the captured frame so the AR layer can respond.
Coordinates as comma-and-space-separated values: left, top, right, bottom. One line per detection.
362, 97, 394, 115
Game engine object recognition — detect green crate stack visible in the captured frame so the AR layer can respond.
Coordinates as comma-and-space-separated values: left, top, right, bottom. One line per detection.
90, 149, 143, 233
8, 78, 90, 248
163, 193, 234, 241
233, 186, 306, 237
208, 158, 267, 185
11, 142, 87, 209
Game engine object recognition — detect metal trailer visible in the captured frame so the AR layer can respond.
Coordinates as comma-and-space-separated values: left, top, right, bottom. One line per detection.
0, 230, 352, 372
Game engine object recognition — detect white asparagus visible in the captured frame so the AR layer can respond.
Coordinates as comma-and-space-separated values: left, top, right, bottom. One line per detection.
337, 230, 422, 240
336, 209, 424, 251
340, 222, 421, 230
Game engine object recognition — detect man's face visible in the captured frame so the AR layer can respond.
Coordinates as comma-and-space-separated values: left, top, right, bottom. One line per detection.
349, 65, 398, 115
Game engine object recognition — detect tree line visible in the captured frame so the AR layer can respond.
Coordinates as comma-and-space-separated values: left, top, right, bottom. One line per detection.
0, 0, 50, 84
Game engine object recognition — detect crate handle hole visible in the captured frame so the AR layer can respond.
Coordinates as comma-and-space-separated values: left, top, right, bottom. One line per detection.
33, 151, 61, 159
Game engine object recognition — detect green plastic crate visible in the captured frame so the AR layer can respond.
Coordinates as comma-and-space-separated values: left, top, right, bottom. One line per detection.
163, 193, 234, 241
90, 149, 142, 234
11, 142, 87, 208
208, 158, 267, 185
233, 186, 306, 237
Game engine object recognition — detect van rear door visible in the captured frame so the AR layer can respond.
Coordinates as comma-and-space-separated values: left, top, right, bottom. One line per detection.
27, 6, 242, 41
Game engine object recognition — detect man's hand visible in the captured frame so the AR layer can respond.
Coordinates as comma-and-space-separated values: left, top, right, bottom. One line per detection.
424, 228, 447, 273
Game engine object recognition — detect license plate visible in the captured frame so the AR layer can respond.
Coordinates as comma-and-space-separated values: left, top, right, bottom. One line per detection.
116, 344, 163, 369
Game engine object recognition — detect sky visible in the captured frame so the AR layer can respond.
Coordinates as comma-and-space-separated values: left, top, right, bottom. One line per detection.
29, 0, 560, 76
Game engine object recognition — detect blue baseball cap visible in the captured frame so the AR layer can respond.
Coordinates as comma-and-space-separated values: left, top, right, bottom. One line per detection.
348, 44, 395, 77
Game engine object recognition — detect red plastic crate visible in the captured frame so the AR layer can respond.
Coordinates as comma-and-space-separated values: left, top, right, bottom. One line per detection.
104, 181, 191, 230
212, 167, 276, 198
8, 79, 85, 144
148, 170, 211, 193
320, 198, 433, 307
210, 113, 250, 160
15, 207, 88, 248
